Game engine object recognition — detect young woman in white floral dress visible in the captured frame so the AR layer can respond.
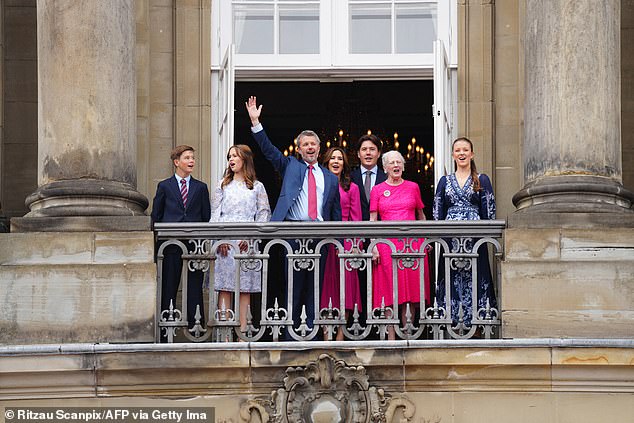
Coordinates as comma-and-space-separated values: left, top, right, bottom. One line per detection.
433, 137, 497, 327
210, 145, 271, 336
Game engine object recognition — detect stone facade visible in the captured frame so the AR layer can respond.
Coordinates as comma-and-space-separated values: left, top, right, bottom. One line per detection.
0, 231, 156, 344
1, 1, 632, 220
0, 0, 633, 416
1, 343, 633, 422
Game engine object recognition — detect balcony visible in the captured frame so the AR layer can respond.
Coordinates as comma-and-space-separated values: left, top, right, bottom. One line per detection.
154, 220, 505, 343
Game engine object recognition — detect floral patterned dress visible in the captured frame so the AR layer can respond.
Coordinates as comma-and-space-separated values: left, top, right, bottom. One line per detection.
433, 173, 496, 325
210, 179, 271, 292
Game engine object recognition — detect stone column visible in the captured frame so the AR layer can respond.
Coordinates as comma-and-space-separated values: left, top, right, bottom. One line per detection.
512, 0, 633, 226
19, 0, 147, 229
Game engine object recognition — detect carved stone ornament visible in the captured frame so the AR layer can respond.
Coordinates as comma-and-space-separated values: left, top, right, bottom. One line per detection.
239, 354, 415, 423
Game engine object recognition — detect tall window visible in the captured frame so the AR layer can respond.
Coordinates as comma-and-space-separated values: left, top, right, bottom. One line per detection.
215, 0, 451, 69
349, 1, 437, 54
233, 0, 320, 55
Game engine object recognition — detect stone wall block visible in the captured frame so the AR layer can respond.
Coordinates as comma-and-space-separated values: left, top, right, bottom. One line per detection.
560, 229, 634, 261
0, 262, 156, 344
0, 354, 95, 398
4, 101, 37, 141
96, 350, 251, 395
150, 5, 174, 53
0, 233, 92, 265
149, 102, 174, 139
502, 310, 634, 339
502, 261, 634, 311
552, 347, 634, 366
3, 5, 36, 60
150, 51, 174, 105
4, 60, 37, 102
94, 233, 155, 263
504, 228, 560, 260
175, 9, 203, 106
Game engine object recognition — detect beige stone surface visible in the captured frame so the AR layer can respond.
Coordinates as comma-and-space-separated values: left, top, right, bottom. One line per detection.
503, 310, 634, 339
502, 226, 634, 338
37, 0, 137, 186
0, 263, 156, 344
552, 347, 634, 366
504, 228, 561, 260
452, 392, 556, 423
405, 365, 552, 392
560, 229, 634, 261
150, 6, 173, 53
0, 232, 154, 265
150, 101, 173, 140
555, 393, 634, 422
405, 347, 551, 366
94, 233, 155, 263
522, 0, 623, 200
0, 353, 95, 398
0, 233, 92, 265
2, 391, 633, 423
404, 346, 553, 393
250, 346, 406, 392
96, 349, 251, 396
1, 345, 633, 421
502, 261, 634, 310
172, 0, 211, 186
0, 231, 156, 345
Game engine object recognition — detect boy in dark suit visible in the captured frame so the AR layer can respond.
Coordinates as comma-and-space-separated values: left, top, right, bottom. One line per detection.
151, 145, 211, 333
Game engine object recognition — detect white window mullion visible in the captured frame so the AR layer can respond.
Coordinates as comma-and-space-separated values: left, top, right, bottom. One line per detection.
274, 1, 279, 54
391, 1, 396, 54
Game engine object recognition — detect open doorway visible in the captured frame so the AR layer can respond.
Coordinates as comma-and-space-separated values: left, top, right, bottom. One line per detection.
233, 80, 436, 218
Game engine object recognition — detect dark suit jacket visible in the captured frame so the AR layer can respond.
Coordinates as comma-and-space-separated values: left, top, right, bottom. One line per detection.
151, 176, 211, 224
351, 166, 387, 221
252, 128, 341, 222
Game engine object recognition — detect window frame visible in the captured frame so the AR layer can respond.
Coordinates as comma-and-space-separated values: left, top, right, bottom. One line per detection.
212, 0, 456, 72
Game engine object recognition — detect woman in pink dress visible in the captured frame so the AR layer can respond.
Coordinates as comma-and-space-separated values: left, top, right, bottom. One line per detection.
370, 150, 431, 340
320, 147, 362, 340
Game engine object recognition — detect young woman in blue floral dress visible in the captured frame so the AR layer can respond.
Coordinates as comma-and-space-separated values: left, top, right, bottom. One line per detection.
433, 137, 496, 326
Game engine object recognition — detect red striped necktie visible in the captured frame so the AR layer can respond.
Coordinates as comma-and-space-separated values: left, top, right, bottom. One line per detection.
180, 178, 188, 208
307, 165, 317, 220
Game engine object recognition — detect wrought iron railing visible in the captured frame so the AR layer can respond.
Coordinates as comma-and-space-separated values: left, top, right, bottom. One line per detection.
154, 220, 505, 342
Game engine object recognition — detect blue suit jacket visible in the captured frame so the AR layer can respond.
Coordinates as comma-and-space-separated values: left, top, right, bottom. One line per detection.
151, 176, 211, 224
252, 128, 342, 222
351, 166, 387, 221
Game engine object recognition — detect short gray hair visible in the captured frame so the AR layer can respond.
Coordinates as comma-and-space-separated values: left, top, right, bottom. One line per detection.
381, 150, 405, 167
296, 130, 321, 146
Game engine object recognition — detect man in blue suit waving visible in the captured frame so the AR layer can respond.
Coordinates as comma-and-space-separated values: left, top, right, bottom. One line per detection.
246, 96, 341, 338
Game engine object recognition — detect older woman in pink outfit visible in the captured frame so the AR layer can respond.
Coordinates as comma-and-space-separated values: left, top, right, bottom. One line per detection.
320, 147, 362, 340
370, 150, 430, 340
